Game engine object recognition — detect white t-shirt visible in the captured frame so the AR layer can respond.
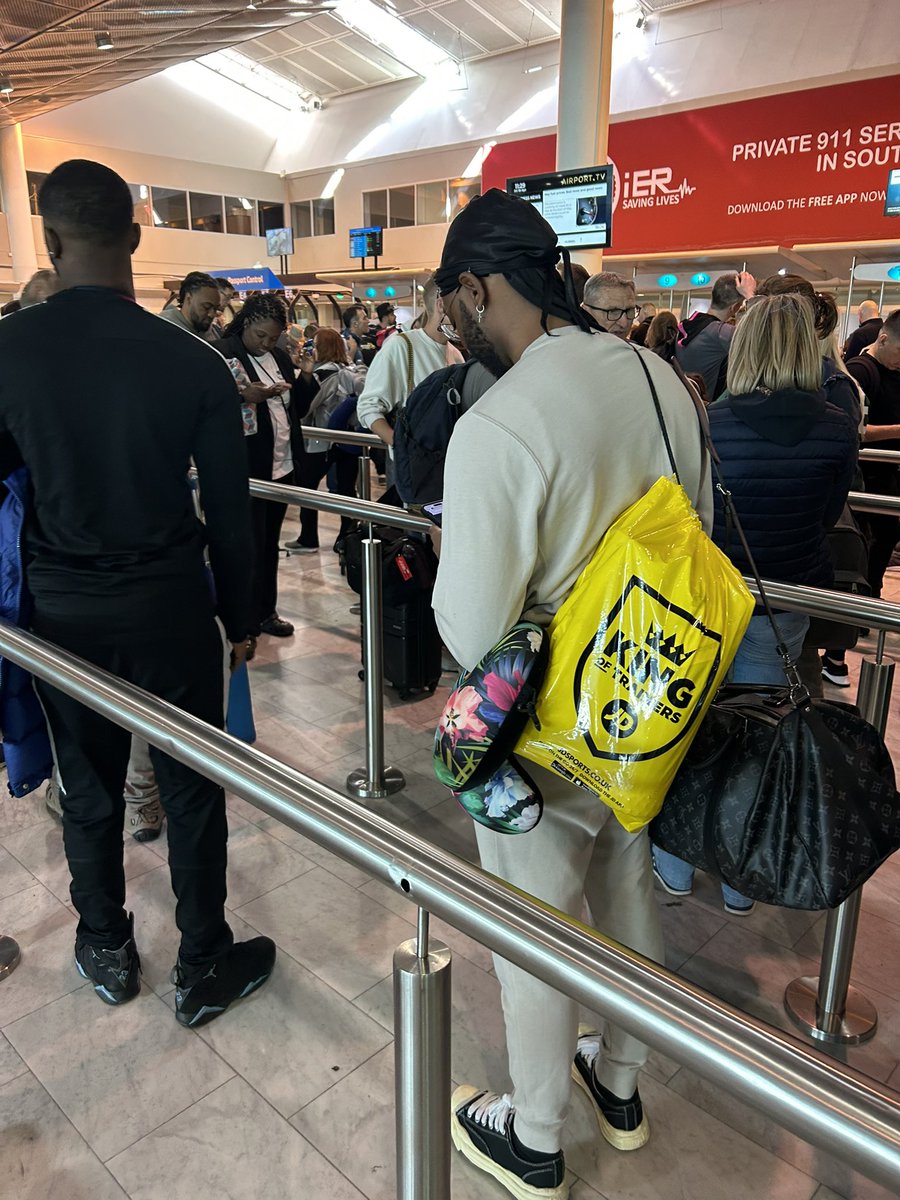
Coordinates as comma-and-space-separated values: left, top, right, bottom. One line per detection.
253, 351, 293, 480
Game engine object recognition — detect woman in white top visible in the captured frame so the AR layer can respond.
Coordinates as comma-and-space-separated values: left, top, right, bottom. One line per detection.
216, 295, 312, 648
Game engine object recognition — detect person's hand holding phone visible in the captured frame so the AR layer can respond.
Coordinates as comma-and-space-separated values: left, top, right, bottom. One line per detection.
242, 382, 270, 405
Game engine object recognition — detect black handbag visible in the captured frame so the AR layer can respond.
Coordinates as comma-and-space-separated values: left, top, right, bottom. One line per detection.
649, 392, 900, 911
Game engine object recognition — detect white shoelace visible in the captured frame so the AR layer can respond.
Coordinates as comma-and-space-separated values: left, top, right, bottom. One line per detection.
576, 1030, 601, 1071
463, 1091, 514, 1134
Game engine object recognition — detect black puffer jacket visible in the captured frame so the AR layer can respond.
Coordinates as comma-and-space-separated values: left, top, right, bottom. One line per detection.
708, 386, 857, 588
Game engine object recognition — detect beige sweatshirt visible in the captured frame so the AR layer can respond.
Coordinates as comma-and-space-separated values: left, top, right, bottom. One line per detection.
433, 327, 713, 670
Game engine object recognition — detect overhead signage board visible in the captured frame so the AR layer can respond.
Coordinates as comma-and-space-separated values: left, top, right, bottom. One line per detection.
484, 76, 900, 252
208, 267, 283, 292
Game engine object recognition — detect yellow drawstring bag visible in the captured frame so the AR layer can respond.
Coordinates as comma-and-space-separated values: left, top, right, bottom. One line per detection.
515, 360, 754, 832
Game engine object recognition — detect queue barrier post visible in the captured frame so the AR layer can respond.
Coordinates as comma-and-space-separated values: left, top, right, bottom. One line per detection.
785, 654, 895, 1044
346, 530, 406, 800
394, 909, 452, 1200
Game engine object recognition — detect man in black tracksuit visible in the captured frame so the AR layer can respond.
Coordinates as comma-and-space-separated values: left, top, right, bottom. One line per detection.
0, 159, 275, 1025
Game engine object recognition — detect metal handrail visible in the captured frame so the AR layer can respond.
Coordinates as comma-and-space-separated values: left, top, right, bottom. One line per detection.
254, 478, 900, 631
0, 619, 897, 1189
250, 478, 430, 534
743, 578, 900, 631
860, 449, 900, 464
849, 491, 900, 516
298, 425, 382, 449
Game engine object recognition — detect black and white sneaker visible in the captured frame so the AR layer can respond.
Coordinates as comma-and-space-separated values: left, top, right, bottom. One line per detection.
128, 797, 164, 843
821, 654, 850, 688
571, 1027, 649, 1151
450, 1086, 568, 1200
75, 913, 142, 1006
173, 936, 276, 1028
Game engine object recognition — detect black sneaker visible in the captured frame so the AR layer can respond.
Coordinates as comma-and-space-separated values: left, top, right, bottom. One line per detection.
821, 654, 850, 688
75, 913, 142, 1006
571, 1027, 649, 1151
259, 614, 295, 638
173, 936, 276, 1028
450, 1086, 568, 1199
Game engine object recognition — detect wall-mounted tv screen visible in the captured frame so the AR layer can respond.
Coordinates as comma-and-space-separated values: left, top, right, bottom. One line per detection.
507, 165, 613, 249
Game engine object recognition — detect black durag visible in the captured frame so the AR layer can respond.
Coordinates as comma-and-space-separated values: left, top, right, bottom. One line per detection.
434, 188, 593, 334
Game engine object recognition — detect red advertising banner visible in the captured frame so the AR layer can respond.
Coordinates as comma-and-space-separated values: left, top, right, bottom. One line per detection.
482, 77, 900, 254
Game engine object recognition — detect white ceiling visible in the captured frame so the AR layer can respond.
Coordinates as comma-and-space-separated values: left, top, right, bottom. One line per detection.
239, 0, 560, 99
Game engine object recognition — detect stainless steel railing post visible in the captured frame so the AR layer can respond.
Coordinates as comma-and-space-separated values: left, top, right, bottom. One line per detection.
394, 909, 451, 1200
785, 654, 895, 1044
357, 447, 372, 503
346, 531, 405, 800
0, 935, 20, 980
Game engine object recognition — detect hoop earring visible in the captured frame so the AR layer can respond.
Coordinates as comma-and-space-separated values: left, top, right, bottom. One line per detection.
476, 303, 485, 324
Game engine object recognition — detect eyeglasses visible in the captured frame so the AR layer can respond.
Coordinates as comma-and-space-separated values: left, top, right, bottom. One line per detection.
438, 288, 464, 344
584, 303, 638, 322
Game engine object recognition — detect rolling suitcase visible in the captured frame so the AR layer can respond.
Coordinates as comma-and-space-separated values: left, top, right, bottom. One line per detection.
381, 592, 442, 701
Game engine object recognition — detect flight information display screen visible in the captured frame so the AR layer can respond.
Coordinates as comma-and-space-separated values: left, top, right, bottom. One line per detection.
349, 226, 383, 258
507, 165, 613, 249
886, 169, 900, 218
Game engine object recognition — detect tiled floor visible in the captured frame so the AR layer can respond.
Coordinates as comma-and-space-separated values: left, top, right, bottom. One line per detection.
1, 506, 899, 1200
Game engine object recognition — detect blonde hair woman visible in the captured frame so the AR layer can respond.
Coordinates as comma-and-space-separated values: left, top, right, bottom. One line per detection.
652, 293, 858, 914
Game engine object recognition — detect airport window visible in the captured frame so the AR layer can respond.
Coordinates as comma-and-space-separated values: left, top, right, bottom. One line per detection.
258, 199, 286, 233
363, 189, 388, 228
292, 201, 313, 239
416, 180, 448, 225
26, 171, 48, 216
225, 195, 258, 236
449, 177, 481, 220
363, 176, 482, 232
312, 198, 335, 236
128, 184, 152, 226
152, 187, 189, 230
389, 185, 415, 228
189, 192, 224, 233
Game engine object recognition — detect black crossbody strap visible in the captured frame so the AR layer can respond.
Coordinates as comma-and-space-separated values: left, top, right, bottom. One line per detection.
628, 344, 680, 484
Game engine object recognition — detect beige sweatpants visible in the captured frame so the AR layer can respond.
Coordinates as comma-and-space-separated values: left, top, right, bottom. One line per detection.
474, 760, 664, 1154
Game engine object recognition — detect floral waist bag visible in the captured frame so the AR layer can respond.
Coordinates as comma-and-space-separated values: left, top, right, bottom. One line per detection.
433, 624, 549, 834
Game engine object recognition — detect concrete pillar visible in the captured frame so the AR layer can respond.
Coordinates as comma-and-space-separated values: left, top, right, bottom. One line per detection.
0, 123, 39, 286
556, 0, 615, 272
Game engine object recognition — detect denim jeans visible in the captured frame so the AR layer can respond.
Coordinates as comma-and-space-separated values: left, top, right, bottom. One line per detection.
653, 611, 810, 909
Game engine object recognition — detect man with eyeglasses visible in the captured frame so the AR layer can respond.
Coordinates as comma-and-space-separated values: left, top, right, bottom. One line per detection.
581, 272, 638, 339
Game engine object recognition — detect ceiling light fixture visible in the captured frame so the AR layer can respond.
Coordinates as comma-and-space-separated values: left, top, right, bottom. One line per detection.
0, 77, 13, 96
95, 31, 114, 51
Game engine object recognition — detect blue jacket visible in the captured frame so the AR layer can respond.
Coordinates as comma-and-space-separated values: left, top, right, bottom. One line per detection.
0, 468, 53, 796
708, 386, 858, 589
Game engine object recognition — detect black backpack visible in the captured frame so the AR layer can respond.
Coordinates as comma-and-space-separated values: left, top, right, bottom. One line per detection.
341, 522, 437, 607
393, 360, 475, 505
